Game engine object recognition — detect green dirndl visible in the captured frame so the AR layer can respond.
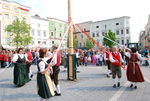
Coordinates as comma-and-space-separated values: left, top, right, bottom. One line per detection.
13, 56, 29, 86
37, 59, 55, 99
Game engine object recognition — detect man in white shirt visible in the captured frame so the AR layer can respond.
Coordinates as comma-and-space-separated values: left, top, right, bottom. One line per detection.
109, 46, 124, 88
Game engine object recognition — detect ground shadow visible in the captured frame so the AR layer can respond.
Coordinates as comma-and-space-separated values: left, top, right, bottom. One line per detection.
0, 83, 16, 88
68, 86, 128, 92
2, 93, 38, 100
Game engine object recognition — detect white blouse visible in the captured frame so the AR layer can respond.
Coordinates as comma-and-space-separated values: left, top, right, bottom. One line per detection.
12, 54, 28, 62
38, 55, 57, 72
125, 52, 144, 61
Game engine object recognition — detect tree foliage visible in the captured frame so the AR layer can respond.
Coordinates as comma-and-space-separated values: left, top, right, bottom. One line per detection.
103, 30, 116, 48
85, 39, 95, 49
6, 18, 32, 48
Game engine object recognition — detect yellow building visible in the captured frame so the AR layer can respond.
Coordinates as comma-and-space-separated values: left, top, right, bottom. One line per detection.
0, 0, 31, 48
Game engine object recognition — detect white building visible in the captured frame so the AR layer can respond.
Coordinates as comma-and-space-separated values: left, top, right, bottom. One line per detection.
90, 16, 131, 47
30, 14, 50, 48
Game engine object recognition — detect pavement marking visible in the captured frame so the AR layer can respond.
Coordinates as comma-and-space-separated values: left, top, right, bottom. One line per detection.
0, 68, 7, 74
144, 77, 150, 83
109, 82, 130, 101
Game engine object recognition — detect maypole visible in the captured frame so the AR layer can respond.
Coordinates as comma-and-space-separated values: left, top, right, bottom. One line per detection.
68, 0, 76, 80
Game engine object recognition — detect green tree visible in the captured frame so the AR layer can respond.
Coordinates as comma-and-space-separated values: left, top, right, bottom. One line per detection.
85, 39, 95, 49
6, 18, 32, 48
103, 30, 116, 48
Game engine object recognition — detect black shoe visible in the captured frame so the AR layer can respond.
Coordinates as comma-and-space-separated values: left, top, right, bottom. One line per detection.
130, 84, 133, 88
106, 74, 110, 78
30, 74, 33, 78
54, 91, 61, 96
77, 71, 80, 73
117, 82, 120, 87
113, 84, 116, 88
134, 86, 137, 89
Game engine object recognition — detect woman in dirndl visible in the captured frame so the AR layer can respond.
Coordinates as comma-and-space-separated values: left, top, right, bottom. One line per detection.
37, 48, 55, 101
12, 48, 29, 87
126, 48, 147, 89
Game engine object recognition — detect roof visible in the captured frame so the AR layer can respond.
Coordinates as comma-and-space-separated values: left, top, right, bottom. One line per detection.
47, 17, 67, 23
93, 16, 131, 23
1, 0, 31, 9
31, 15, 49, 21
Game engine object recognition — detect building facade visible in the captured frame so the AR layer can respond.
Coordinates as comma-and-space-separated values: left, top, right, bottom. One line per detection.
139, 31, 146, 49
144, 15, 150, 49
48, 17, 67, 49
75, 21, 92, 48
30, 15, 50, 48
90, 16, 131, 47
0, 0, 30, 48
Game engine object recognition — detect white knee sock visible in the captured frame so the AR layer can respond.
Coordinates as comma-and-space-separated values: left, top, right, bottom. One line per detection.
113, 78, 117, 85
56, 85, 61, 94
52, 83, 56, 91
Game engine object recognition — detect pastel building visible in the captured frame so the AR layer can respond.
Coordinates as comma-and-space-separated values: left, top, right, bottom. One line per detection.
0, 0, 31, 48
48, 17, 67, 49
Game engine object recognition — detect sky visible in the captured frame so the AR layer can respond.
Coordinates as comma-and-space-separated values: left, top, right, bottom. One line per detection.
12, 0, 150, 42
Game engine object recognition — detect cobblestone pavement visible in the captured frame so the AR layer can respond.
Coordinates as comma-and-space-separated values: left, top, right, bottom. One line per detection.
0, 65, 150, 101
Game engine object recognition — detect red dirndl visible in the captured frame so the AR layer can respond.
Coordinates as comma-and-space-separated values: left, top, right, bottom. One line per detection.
126, 53, 144, 82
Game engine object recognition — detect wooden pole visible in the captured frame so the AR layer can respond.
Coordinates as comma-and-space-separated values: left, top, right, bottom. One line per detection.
68, 0, 74, 80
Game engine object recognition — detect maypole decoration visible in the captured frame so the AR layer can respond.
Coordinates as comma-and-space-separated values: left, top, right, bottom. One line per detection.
67, 0, 77, 81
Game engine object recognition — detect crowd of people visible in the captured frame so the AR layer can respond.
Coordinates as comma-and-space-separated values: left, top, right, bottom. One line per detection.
0, 46, 149, 101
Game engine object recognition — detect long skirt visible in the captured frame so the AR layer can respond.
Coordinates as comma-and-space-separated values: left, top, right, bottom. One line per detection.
37, 71, 55, 99
126, 63, 144, 82
13, 63, 28, 86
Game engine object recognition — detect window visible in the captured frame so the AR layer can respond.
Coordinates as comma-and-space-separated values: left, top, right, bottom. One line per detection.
32, 29, 35, 35
52, 41, 54, 44
126, 28, 129, 34
38, 24, 40, 28
32, 41, 34, 44
116, 23, 119, 25
43, 31, 46, 37
122, 40, 124, 45
102, 32, 105, 36
127, 39, 129, 43
4, 14, 9, 20
96, 33, 99, 37
4, 5, 10, 9
22, 17, 26, 21
43, 41, 46, 44
121, 29, 124, 34
117, 40, 120, 44
14, 16, 18, 20
51, 32, 54, 36
80, 43, 82, 47
96, 26, 99, 28
14, 8, 18, 13
92, 33, 95, 37
116, 30, 119, 35
38, 30, 41, 36
38, 41, 41, 44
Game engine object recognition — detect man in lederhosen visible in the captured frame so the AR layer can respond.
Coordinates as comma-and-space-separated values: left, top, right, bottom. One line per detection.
109, 46, 125, 88
51, 45, 61, 96
104, 47, 111, 77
